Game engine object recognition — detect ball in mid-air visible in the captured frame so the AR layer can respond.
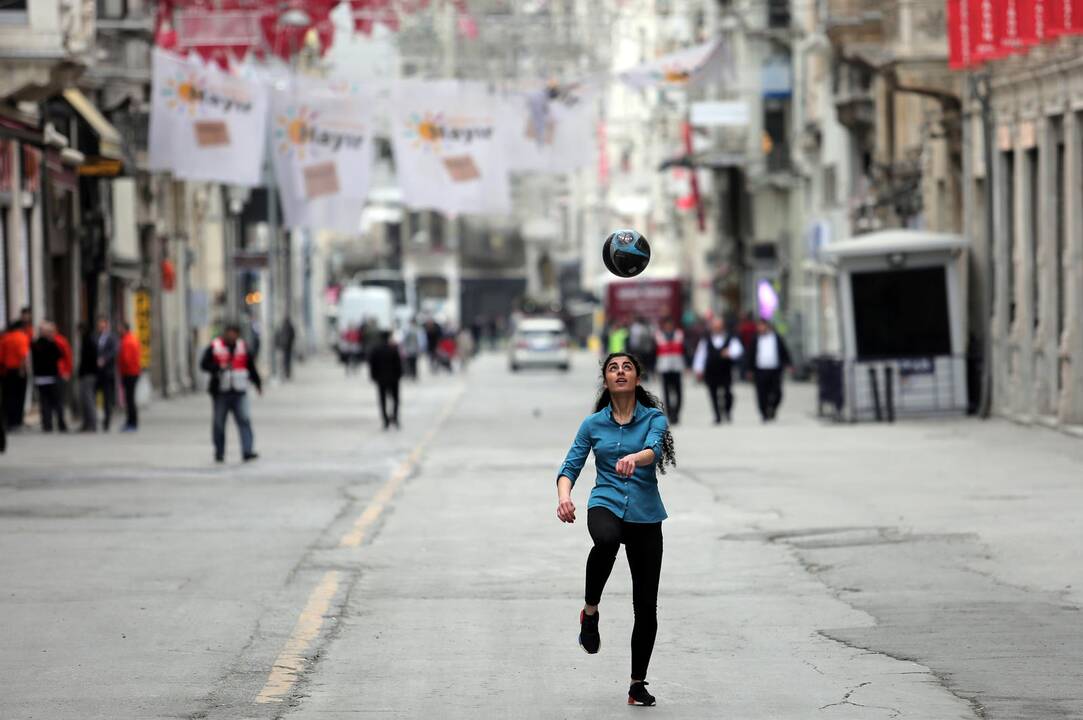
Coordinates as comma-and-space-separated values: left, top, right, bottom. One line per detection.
602, 229, 651, 278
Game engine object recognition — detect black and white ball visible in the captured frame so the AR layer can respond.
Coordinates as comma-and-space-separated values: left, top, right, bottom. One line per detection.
602, 229, 651, 278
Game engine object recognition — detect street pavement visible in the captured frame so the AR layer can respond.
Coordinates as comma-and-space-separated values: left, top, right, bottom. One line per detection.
1, 351, 1080, 719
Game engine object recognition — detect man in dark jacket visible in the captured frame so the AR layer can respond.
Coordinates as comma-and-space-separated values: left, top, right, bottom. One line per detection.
31, 322, 67, 432
368, 330, 403, 429
201, 322, 262, 463
93, 316, 118, 431
749, 318, 793, 422
77, 323, 99, 431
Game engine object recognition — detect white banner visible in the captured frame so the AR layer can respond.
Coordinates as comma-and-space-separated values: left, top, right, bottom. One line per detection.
388, 80, 511, 216
618, 39, 726, 91
505, 84, 596, 174
270, 81, 374, 234
148, 48, 269, 186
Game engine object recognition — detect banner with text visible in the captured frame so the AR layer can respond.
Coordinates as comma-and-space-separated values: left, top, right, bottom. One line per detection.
148, 48, 269, 185
388, 80, 511, 216
504, 84, 596, 174
270, 81, 374, 233
617, 39, 725, 90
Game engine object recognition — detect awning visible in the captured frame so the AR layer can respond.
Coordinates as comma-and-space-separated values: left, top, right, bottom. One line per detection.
821, 230, 969, 261
62, 88, 124, 161
658, 149, 746, 171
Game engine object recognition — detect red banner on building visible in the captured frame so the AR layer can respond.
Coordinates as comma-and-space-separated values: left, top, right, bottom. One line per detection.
948, 0, 973, 67
970, 0, 1004, 61
21, 145, 41, 195
999, 0, 1028, 53
1045, 0, 1083, 35
0, 140, 13, 195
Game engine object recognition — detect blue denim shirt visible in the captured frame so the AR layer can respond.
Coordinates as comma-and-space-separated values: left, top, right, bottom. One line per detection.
557, 402, 668, 523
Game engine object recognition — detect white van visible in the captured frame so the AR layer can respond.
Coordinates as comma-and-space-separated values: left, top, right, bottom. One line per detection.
338, 285, 394, 332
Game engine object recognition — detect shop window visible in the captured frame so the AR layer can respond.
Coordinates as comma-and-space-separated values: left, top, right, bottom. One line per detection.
851, 267, 951, 360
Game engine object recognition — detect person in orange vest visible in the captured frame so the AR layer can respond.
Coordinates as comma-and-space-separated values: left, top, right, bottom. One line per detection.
117, 321, 142, 432
200, 322, 262, 463
1, 319, 31, 430
654, 316, 686, 425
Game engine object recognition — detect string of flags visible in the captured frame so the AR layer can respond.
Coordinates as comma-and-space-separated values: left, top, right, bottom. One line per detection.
147, 38, 726, 231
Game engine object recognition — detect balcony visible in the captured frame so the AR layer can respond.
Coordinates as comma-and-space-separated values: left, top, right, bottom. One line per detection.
825, 0, 883, 46
0, 0, 95, 100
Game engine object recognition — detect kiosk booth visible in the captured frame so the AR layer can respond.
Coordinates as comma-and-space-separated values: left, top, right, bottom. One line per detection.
822, 230, 970, 422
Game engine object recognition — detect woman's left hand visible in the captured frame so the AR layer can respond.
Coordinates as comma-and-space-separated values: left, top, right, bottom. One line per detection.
616, 454, 638, 477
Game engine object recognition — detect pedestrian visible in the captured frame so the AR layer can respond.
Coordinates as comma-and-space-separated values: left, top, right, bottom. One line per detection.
277, 316, 296, 380
555, 351, 676, 708
367, 330, 403, 430
737, 310, 758, 380
749, 318, 793, 422
456, 326, 475, 370
692, 316, 744, 424
93, 316, 118, 431
31, 322, 67, 432
117, 322, 142, 432
77, 323, 99, 432
436, 331, 456, 372
54, 325, 73, 422
424, 319, 442, 372
0, 320, 31, 429
654, 317, 685, 425
607, 319, 629, 354
200, 322, 262, 463
400, 318, 421, 380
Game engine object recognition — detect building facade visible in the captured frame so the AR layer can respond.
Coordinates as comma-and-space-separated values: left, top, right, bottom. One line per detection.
962, 41, 1083, 428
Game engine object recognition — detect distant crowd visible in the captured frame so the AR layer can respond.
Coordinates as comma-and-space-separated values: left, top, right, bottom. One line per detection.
601, 310, 792, 425
1, 309, 143, 451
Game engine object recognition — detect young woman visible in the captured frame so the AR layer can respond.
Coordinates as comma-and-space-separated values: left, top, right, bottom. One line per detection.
556, 352, 677, 707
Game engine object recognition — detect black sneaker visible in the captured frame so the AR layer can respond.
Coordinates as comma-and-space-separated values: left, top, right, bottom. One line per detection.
243, 453, 259, 462
578, 609, 600, 654
627, 681, 655, 706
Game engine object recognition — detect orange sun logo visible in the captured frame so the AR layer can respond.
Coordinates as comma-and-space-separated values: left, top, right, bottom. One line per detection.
275, 106, 318, 160
164, 73, 203, 115
407, 112, 444, 152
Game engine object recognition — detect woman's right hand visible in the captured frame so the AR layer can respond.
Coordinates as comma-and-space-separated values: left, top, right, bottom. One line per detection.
557, 496, 576, 523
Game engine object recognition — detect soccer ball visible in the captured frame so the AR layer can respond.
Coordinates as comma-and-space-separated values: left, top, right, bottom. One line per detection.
602, 229, 651, 278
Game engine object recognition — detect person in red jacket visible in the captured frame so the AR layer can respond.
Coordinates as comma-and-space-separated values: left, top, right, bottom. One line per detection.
1, 319, 31, 429
117, 321, 142, 432
54, 326, 73, 426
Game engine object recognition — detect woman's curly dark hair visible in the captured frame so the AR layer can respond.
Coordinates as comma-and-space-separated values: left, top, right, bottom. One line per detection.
594, 352, 677, 473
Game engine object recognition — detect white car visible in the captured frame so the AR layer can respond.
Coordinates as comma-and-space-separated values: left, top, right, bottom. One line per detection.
509, 318, 571, 372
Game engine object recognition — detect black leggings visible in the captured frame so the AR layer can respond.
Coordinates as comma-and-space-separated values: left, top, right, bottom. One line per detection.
585, 506, 663, 681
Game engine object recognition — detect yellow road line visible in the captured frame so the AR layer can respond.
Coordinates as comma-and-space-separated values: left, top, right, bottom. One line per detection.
338, 387, 462, 548
255, 570, 341, 704
255, 385, 464, 704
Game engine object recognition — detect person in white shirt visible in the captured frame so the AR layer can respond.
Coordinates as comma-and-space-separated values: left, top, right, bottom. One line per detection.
749, 318, 793, 422
692, 316, 743, 423
654, 317, 685, 424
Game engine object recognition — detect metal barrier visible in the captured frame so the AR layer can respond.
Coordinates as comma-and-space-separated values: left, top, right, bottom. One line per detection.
844, 355, 968, 422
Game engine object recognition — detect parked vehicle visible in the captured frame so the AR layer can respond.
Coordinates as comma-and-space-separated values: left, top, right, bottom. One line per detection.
335, 285, 394, 358
509, 317, 570, 372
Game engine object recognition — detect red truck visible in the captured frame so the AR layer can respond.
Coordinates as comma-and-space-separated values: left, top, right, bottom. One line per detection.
605, 278, 683, 324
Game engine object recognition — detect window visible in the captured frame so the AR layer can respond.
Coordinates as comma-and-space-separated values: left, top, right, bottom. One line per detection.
851, 268, 952, 359
1055, 128, 1066, 388
1025, 147, 1039, 329
767, 0, 790, 28
0, 0, 28, 24
822, 164, 837, 207
1001, 150, 1016, 325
